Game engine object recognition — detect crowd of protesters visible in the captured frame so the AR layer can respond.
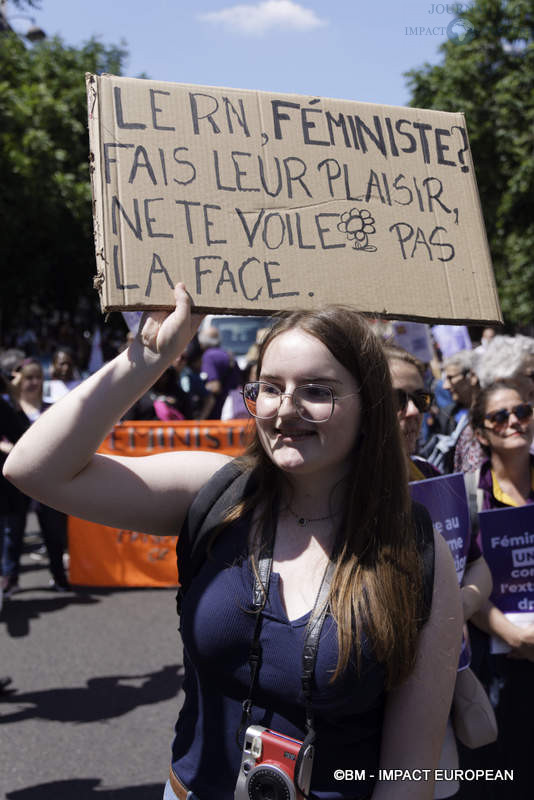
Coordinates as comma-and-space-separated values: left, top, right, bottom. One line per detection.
0, 317, 264, 600
386, 323, 534, 800
2, 311, 534, 797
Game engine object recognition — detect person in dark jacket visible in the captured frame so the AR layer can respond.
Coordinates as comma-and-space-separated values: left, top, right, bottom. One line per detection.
0, 380, 29, 694
2, 359, 70, 593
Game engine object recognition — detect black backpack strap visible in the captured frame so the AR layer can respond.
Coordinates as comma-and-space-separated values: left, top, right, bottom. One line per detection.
411, 500, 435, 628
176, 460, 258, 614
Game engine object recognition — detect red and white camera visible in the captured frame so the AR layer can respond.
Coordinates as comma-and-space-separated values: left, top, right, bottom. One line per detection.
234, 724, 314, 800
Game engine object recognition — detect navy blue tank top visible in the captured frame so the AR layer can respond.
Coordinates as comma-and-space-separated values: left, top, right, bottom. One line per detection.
171, 513, 389, 799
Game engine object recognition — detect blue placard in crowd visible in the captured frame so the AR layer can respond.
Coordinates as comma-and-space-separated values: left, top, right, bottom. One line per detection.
410, 472, 471, 582
410, 472, 472, 669
478, 504, 534, 615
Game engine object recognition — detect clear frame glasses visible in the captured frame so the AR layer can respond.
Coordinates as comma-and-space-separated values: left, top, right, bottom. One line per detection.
242, 381, 357, 423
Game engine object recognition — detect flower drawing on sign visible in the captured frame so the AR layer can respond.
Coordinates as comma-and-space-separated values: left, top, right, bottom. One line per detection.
337, 208, 377, 252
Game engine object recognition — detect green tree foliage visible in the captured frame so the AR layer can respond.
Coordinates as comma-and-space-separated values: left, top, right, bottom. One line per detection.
405, 0, 534, 326
0, 33, 128, 327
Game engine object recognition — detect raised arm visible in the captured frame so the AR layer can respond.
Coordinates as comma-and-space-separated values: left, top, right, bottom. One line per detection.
372, 532, 462, 800
3, 285, 231, 535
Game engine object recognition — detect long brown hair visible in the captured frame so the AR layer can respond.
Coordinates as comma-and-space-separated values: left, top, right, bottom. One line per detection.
225, 307, 423, 690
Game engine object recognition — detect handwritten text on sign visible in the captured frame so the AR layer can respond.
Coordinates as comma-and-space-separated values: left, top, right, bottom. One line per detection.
88, 75, 499, 320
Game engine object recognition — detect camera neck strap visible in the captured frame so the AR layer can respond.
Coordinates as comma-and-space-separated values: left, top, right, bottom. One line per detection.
237, 532, 335, 750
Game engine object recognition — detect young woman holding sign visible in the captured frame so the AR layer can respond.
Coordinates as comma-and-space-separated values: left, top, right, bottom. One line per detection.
4, 285, 461, 800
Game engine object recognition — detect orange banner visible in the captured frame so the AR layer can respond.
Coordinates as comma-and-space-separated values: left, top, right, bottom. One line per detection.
69, 419, 253, 587
69, 519, 179, 587
98, 419, 254, 457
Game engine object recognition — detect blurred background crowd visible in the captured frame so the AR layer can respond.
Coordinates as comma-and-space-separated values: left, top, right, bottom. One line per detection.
0, 310, 268, 601
2, 310, 532, 447
2, 313, 532, 609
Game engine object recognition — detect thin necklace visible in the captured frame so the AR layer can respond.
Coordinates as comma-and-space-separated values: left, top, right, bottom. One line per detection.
286, 504, 342, 527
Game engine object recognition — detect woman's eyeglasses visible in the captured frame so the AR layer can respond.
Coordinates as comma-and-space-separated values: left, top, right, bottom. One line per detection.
484, 403, 533, 428
443, 369, 469, 385
395, 389, 433, 415
242, 381, 357, 423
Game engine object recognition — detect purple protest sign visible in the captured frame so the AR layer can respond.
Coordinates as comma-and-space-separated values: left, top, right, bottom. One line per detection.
478, 505, 534, 615
410, 472, 472, 669
410, 472, 471, 582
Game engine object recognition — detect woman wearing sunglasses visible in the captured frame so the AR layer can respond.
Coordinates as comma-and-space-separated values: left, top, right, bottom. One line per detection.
386, 347, 491, 611
4, 286, 461, 800
471, 383, 534, 509
462, 381, 534, 799
386, 346, 492, 800
385, 346, 438, 480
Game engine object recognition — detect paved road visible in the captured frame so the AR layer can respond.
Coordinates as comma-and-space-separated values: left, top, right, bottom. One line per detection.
0, 517, 184, 800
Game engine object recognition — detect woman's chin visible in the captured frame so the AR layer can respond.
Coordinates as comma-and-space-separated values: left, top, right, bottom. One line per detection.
271, 449, 308, 472
495, 435, 532, 452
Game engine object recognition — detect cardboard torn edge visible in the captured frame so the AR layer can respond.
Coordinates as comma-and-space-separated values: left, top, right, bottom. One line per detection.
99, 302, 503, 327
86, 72, 109, 312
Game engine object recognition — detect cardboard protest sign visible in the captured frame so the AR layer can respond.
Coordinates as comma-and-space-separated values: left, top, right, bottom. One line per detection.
86, 74, 501, 323
478, 504, 534, 653
410, 472, 472, 668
